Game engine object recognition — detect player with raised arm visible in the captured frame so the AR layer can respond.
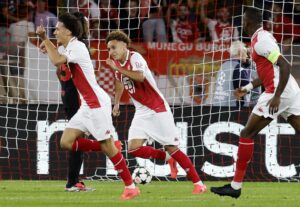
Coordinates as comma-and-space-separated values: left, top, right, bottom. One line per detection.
36, 13, 140, 200
105, 31, 207, 194
39, 12, 122, 192
211, 7, 300, 198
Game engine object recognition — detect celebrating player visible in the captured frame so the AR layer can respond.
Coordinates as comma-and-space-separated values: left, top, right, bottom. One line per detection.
36, 13, 140, 200
105, 30, 207, 194
211, 7, 300, 198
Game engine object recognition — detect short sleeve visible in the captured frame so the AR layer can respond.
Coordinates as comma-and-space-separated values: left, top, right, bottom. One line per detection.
254, 32, 281, 64
61, 42, 81, 64
130, 53, 146, 73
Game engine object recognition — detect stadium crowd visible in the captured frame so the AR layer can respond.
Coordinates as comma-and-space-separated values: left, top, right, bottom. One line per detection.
0, 0, 299, 104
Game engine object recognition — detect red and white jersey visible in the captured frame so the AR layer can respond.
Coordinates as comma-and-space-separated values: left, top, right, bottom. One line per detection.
58, 37, 111, 108
207, 19, 239, 42
171, 20, 200, 43
114, 50, 169, 116
251, 27, 300, 97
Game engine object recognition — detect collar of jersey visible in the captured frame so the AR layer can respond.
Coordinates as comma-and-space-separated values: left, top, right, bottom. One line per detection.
251, 27, 263, 42
119, 50, 130, 67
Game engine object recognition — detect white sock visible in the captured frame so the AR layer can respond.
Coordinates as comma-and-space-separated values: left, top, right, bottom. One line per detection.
231, 181, 242, 190
165, 151, 171, 161
126, 183, 136, 189
194, 181, 204, 186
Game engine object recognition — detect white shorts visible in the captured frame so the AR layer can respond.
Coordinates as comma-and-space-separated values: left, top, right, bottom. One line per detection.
253, 92, 300, 120
67, 105, 115, 141
128, 111, 180, 146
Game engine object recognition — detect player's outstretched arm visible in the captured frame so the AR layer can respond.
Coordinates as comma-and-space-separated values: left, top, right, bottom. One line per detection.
36, 25, 67, 67
113, 80, 124, 117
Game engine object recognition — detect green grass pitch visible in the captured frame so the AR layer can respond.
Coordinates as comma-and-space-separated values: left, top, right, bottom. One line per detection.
0, 181, 300, 207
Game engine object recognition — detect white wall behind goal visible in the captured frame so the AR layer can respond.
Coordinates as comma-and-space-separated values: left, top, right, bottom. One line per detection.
24, 41, 61, 104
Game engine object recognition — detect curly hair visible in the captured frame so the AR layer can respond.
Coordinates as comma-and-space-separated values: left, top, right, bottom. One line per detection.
105, 30, 131, 45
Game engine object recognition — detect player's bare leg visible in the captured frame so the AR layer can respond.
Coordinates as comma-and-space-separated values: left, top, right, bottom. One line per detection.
165, 145, 207, 194
211, 113, 272, 198
60, 128, 85, 150
128, 139, 178, 178
101, 137, 140, 200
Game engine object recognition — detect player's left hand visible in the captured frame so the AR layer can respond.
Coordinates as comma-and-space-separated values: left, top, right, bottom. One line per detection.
39, 41, 47, 54
267, 95, 280, 115
106, 59, 118, 71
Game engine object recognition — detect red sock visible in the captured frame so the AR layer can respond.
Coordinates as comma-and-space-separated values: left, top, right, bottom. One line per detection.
128, 146, 166, 160
110, 152, 133, 186
71, 138, 101, 152
171, 149, 200, 183
233, 137, 254, 182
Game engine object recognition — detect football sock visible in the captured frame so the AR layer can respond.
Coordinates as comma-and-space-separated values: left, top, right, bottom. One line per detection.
194, 181, 204, 186
72, 138, 101, 152
233, 137, 254, 184
110, 152, 134, 186
128, 146, 166, 160
67, 151, 83, 187
171, 149, 201, 183
125, 183, 136, 189
231, 181, 242, 190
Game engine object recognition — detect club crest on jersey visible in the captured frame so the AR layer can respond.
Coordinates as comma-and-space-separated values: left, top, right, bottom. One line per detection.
135, 62, 143, 69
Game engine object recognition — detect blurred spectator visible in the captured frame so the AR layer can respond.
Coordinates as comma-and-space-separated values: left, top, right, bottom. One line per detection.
295, 1, 300, 25
142, 0, 167, 42
8, 4, 35, 52
0, 0, 34, 53
34, 0, 57, 39
200, 0, 239, 43
119, 0, 143, 41
186, 0, 197, 22
170, 4, 201, 43
77, 0, 100, 39
212, 41, 260, 107
98, 0, 118, 40
0, 3, 9, 53
265, 3, 300, 52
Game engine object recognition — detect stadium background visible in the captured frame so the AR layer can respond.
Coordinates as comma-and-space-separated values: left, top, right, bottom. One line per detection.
0, 0, 300, 183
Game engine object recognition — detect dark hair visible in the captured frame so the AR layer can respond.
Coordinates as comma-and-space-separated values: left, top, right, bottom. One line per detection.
105, 30, 131, 45
58, 13, 83, 38
244, 7, 263, 25
72, 12, 89, 41
59, 12, 89, 49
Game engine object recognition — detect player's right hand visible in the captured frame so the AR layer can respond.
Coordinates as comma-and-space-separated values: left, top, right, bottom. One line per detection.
36, 25, 47, 41
234, 88, 247, 99
112, 105, 120, 117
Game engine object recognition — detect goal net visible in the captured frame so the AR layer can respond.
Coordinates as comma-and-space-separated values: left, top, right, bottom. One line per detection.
0, 0, 300, 182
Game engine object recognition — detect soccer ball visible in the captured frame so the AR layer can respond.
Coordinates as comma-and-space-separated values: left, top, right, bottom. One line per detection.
132, 167, 152, 185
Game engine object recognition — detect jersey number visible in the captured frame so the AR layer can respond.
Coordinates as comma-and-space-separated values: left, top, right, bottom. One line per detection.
122, 76, 135, 94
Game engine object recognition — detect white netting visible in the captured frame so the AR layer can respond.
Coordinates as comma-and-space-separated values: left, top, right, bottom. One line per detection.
0, 0, 300, 181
